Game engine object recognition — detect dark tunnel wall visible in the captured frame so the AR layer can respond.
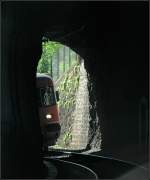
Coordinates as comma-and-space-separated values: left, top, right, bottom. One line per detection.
2, 2, 148, 178
2, 3, 44, 178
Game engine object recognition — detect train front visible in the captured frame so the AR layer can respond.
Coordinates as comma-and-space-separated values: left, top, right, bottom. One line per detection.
36, 73, 61, 150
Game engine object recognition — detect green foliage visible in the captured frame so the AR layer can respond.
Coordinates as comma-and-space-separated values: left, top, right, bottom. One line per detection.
63, 131, 72, 146
37, 41, 62, 74
54, 62, 80, 148
57, 63, 80, 110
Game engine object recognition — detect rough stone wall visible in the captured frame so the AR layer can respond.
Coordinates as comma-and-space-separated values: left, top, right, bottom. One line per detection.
54, 63, 80, 148
55, 59, 93, 150
70, 60, 90, 149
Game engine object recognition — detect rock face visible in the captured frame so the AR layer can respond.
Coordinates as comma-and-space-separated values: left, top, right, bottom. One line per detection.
55, 58, 101, 151
70, 59, 90, 150
2, 2, 148, 178
56, 59, 102, 151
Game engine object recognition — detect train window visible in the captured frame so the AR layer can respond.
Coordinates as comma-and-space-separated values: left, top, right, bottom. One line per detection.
37, 87, 56, 106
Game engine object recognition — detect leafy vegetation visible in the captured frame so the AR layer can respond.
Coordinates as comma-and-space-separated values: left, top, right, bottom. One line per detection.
37, 41, 62, 74
57, 63, 80, 109
56, 62, 80, 147
63, 130, 72, 146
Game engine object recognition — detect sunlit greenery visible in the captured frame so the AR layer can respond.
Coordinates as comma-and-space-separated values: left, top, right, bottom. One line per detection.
56, 62, 80, 147
37, 41, 62, 74
57, 63, 80, 109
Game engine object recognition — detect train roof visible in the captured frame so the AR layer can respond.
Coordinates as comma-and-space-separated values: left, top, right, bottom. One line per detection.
36, 73, 53, 80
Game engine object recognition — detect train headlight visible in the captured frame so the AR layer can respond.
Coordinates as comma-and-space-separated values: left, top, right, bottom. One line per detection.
46, 114, 52, 119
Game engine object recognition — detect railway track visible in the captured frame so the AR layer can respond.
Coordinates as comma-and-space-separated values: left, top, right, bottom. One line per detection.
44, 157, 98, 179
43, 150, 148, 179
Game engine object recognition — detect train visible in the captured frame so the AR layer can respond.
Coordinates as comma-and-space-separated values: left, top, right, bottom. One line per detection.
36, 73, 61, 151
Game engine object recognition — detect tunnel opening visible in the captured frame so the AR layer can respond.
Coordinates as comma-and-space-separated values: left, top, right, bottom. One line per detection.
2, 2, 148, 178
36, 37, 102, 152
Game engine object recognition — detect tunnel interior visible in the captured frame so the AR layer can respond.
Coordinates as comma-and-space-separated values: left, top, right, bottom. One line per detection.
2, 1, 148, 178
